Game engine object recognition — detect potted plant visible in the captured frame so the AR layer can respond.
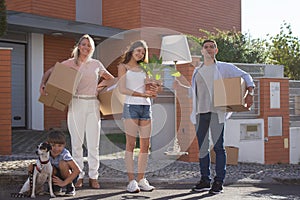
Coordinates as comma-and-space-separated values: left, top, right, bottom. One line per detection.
140, 54, 181, 81
140, 54, 181, 95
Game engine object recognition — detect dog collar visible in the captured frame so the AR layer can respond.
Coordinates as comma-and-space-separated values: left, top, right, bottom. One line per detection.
35, 159, 50, 173
39, 158, 50, 165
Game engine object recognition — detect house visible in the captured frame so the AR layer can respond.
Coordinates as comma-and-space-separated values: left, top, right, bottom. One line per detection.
3, 0, 296, 165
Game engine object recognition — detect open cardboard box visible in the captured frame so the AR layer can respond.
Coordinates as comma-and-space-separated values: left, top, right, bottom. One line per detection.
214, 77, 250, 112
98, 78, 125, 116
39, 62, 82, 111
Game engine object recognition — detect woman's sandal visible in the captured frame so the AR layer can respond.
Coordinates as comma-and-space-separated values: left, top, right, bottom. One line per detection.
75, 178, 84, 188
89, 178, 100, 189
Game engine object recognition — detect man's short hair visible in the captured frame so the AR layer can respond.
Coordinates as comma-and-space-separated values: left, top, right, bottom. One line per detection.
202, 39, 217, 48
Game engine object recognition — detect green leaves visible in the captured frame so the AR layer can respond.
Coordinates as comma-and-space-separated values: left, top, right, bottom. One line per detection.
268, 22, 300, 79
140, 54, 181, 80
188, 22, 300, 80
188, 28, 268, 64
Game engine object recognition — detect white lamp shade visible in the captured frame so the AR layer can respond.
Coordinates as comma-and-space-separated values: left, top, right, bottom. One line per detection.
160, 35, 192, 65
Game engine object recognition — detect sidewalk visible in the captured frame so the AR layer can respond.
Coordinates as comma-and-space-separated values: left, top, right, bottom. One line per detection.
0, 130, 300, 187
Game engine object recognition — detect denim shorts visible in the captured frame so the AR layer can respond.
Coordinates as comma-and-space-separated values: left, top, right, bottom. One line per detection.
122, 104, 152, 120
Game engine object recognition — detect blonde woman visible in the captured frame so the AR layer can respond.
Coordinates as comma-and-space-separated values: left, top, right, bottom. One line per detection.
40, 34, 114, 189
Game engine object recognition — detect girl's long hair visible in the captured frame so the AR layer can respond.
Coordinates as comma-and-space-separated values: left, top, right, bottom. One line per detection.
71, 34, 95, 66
122, 40, 148, 64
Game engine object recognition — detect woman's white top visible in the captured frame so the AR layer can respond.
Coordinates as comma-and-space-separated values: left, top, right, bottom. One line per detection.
125, 70, 151, 105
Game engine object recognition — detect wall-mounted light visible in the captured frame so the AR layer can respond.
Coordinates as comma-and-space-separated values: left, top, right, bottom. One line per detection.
51, 32, 63, 36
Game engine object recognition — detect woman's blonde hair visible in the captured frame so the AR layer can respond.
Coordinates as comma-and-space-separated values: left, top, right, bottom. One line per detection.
72, 34, 95, 65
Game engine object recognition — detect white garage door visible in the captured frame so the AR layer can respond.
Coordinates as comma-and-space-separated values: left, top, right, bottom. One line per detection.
0, 42, 26, 127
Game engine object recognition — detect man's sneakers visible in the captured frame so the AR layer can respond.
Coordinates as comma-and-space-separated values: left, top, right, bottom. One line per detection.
192, 180, 224, 194
209, 181, 223, 194
138, 178, 155, 191
126, 178, 155, 193
192, 180, 211, 192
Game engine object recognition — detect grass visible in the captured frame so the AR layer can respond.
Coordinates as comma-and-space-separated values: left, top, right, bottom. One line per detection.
104, 133, 140, 148
105, 133, 126, 144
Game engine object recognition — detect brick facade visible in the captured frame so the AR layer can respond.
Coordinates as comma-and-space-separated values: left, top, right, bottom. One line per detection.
102, 0, 141, 29
103, 0, 241, 37
43, 35, 76, 130
0, 49, 12, 155
6, 0, 75, 20
259, 78, 290, 164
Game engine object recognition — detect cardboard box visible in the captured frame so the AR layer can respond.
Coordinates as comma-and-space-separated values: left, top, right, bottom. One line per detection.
39, 62, 82, 111
211, 146, 239, 165
214, 77, 249, 112
98, 83, 125, 116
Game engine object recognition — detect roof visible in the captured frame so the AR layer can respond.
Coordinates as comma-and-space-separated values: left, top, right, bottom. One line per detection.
6, 10, 125, 40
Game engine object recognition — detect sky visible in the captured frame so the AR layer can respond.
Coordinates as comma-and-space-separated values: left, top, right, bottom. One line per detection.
242, 0, 300, 39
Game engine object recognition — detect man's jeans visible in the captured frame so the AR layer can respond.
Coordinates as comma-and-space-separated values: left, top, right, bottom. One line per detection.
195, 112, 226, 183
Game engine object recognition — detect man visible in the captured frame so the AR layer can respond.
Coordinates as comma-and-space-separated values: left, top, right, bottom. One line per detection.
176, 39, 255, 194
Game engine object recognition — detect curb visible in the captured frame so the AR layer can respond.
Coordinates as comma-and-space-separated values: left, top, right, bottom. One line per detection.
273, 178, 300, 185
1, 173, 300, 187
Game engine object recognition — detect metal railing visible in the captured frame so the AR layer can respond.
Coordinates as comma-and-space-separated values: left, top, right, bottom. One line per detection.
289, 80, 300, 127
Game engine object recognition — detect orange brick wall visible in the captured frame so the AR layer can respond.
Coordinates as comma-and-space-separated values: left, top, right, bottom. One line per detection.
102, 0, 141, 29
0, 49, 12, 155
103, 0, 241, 36
141, 0, 241, 36
6, 0, 75, 20
259, 78, 290, 164
43, 35, 76, 130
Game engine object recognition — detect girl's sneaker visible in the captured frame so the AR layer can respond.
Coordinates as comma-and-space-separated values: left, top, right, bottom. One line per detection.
126, 180, 140, 193
138, 178, 155, 191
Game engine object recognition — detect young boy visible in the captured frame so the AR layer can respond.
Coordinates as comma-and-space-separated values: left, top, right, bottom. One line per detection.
47, 130, 81, 196
28, 130, 81, 196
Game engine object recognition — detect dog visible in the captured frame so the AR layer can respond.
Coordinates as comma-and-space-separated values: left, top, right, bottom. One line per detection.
18, 142, 56, 198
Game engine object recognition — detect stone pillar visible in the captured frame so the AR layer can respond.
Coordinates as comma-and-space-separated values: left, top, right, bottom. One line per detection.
259, 78, 290, 164
0, 48, 12, 155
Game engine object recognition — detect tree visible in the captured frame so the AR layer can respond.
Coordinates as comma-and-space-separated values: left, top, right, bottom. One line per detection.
188, 24, 300, 80
188, 28, 268, 64
268, 22, 300, 80
0, 0, 7, 37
